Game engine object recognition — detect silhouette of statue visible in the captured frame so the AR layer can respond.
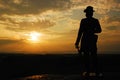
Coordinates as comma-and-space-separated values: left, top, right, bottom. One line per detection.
75, 6, 102, 77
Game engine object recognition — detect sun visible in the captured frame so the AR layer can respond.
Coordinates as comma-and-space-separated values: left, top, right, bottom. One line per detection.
27, 32, 41, 43
30, 32, 39, 41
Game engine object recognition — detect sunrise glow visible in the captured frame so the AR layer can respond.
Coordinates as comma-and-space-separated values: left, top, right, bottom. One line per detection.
0, 0, 119, 53
27, 32, 42, 43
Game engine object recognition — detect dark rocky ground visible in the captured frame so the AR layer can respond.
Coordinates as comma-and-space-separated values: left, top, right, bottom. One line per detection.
0, 53, 120, 80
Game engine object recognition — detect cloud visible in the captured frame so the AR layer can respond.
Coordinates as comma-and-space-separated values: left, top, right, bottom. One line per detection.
0, 14, 56, 32
100, 14, 120, 31
0, 0, 119, 32
0, 0, 73, 33
0, 0, 72, 15
13, 0, 23, 4
6, 19, 55, 32
107, 10, 120, 22
0, 0, 119, 15
71, 0, 120, 14
106, 26, 120, 30
70, 9, 84, 20
0, 39, 22, 45
0, 9, 75, 32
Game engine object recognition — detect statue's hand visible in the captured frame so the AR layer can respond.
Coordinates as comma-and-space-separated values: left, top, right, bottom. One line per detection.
75, 44, 79, 49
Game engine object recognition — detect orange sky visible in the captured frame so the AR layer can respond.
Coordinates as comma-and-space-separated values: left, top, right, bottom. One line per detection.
0, 0, 120, 54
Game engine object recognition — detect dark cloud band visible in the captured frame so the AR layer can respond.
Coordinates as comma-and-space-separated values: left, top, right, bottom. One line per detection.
0, 0, 72, 15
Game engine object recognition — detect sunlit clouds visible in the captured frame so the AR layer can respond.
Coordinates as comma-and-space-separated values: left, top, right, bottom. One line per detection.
0, 0, 119, 53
